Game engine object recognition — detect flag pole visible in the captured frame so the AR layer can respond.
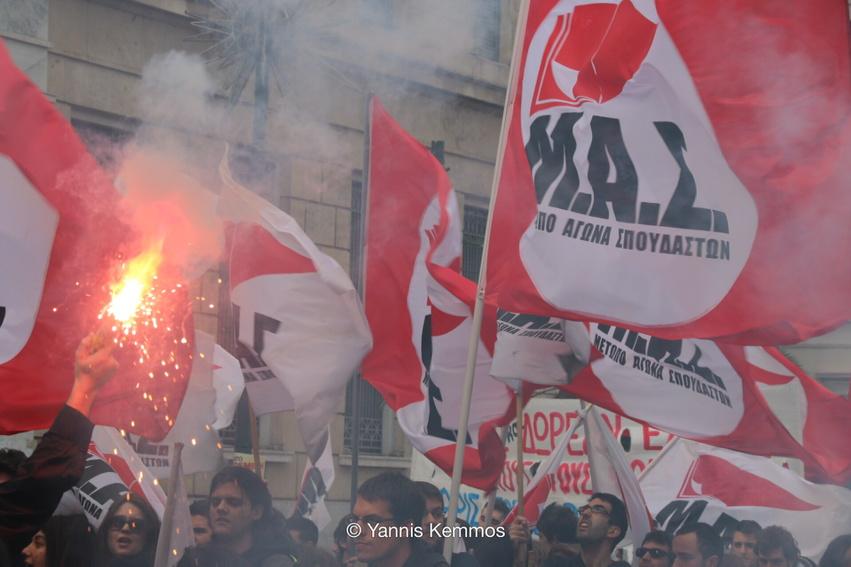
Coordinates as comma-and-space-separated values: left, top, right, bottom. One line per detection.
515, 391, 528, 566
154, 442, 184, 567
442, 0, 531, 560
350, 92, 373, 509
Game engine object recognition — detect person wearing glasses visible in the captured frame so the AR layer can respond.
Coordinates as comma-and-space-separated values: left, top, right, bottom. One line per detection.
637, 531, 674, 567
94, 493, 160, 567
570, 493, 629, 567
351, 472, 448, 567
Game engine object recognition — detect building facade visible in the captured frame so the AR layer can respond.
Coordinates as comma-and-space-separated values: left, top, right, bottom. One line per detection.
1, 0, 848, 536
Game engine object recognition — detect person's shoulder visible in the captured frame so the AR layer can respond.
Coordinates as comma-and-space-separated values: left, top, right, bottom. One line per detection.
609, 560, 631, 567
405, 549, 450, 567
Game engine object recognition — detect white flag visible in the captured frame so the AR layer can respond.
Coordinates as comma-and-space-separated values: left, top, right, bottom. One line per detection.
585, 406, 651, 549
294, 428, 334, 530
212, 342, 245, 430
219, 145, 372, 506
154, 445, 194, 567
640, 439, 851, 561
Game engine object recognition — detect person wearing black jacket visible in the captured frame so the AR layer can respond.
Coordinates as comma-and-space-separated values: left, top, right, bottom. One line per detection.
0, 332, 119, 559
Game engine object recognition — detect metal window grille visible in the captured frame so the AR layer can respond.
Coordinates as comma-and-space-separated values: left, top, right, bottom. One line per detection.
462, 204, 488, 281
344, 174, 386, 454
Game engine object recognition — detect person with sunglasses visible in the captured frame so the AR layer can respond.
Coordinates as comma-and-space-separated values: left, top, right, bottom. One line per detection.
637, 531, 674, 567
94, 493, 160, 567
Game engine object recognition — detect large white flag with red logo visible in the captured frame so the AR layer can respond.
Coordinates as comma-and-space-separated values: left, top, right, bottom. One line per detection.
491, 318, 835, 479
503, 409, 583, 527
641, 440, 851, 561
362, 97, 513, 491
488, 0, 851, 344
745, 347, 851, 485
0, 42, 193, 440
218, 147, 371, 519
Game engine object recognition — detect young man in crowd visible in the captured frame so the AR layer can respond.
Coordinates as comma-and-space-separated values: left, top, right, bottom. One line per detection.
570, 493, 630, 567
637, 530, 674, 567
672, 523, 723, 567
414, 481, 478, 567
537, 503, 578, 567
190, 499, 213, 547
756, 526, 801, 567
287, 516, 318, 547
352, 472, 448, 567
731, 521, 763, 567
208, 466, 298, 566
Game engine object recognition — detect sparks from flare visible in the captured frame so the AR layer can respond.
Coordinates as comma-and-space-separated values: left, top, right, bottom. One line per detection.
106, 242, 163, 327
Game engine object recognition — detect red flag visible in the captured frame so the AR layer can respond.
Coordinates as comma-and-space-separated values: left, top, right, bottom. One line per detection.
362, 97, 512, 490
0, 41, 192, 440
746, 347, 851, 485
488, 0, 851, 343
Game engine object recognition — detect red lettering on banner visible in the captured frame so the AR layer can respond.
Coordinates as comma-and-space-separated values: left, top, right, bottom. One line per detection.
631, 459, 646, 474
569, 462, 584, 493
643, 425, 664, 450
549, 411, 565, 450
601, 413, 623, 438
580, 463, 592, 495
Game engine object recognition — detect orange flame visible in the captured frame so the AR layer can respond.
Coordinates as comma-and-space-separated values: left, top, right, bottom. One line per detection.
107, 242, 163, 324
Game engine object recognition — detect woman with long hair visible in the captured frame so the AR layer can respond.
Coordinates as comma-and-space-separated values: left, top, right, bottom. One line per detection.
94, 493, 160, 567
21, 514, 95, 567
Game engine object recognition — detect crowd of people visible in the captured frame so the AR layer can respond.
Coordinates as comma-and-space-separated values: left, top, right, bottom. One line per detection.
1, 339, 850, 567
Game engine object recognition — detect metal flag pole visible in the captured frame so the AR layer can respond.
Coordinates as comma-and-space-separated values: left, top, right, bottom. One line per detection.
442, 0, 531, 560
350, 92, 374, 509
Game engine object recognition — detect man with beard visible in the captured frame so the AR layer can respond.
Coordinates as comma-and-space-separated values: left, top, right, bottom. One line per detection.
567, 493, 630, 567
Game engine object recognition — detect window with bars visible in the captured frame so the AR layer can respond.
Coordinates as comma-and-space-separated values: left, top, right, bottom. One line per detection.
462, 204, 488, 281
344, 175, 387, 454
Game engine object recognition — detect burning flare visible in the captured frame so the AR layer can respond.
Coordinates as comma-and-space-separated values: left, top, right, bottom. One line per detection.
107, 241, 163, 325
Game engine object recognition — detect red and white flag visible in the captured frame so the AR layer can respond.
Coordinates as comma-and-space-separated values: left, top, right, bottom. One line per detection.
487, 0, 851, 344
745, 347, 851, 485
641, 440, 851, 561
0, 41, 193, 440
57, 426, 167, 529
491, 319, 829, 477
219, 146, 371, 517
503, 410, 583, 527
124, 331, 241, 478
585, 406, 651, 548
362, 97, 513, 491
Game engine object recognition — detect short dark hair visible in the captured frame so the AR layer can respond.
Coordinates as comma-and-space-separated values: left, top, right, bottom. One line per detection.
334, 514, 354, 547
96, 493, 161, 564
0, 449, 25, 479
493, 498, 510, 516
819, 535, 851, 567
538, 503, 577, 544
210, 467, 274, 526
677, 523, 723, 561
288, 516, 319, 545
643, 529, 673, 550
357, 472, 424, 526
756, 526, 799, 563
189, 499, 210, 518
591, 492, 628, 547
414, 481, 444, 504
734, 520, 762, 538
